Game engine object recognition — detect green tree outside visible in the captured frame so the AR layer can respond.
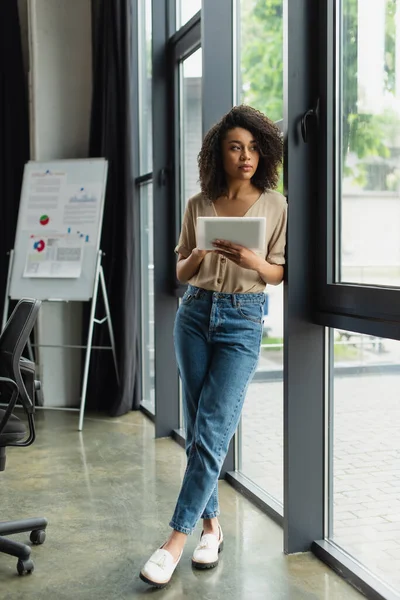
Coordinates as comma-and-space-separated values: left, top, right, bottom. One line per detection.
240, 0, 400, 190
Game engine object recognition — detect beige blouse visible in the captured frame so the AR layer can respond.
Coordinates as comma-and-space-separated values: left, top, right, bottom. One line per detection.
175, 190, 287, 293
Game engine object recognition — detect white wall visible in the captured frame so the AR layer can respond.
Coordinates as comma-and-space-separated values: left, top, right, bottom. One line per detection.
29, 0, 92, 160
26, 0, 92, 407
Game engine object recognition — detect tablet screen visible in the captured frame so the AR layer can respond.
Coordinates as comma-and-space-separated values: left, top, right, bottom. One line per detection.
196, 217, 266, 251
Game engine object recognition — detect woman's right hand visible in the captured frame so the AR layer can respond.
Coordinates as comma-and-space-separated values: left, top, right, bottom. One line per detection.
177, 248, 211, 283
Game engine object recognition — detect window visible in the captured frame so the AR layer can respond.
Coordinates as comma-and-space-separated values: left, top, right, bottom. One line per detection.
314, 1, 400, 594
138, 0, 154, 413
317, 0, 400, 328
329, 328, 400, 591
180, 48, 202, 212
138, 0, 153, 174
176, 0, 201, 29
337, 0, 400, 287
236, 0, 284, 506
139, 182, 155, 414
238, 0, 283, 125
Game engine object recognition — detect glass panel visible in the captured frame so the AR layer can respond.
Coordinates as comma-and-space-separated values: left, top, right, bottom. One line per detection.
237, 0, 284, 505
140, 182, 155, 414
238, 0, 283, 124
180, 48, 202, 212
330, 329, 400, 591
176, 0, 201, 29
177, 48, 202, 427
241, 286, 284, 503
338, 0, 400, 286
138, 0, 152, 173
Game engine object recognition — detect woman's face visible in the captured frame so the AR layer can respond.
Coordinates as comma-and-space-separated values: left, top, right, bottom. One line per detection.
221, 127, 260, 183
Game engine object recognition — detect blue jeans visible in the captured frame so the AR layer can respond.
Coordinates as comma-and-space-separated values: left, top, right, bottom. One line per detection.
170, 284, 264, 535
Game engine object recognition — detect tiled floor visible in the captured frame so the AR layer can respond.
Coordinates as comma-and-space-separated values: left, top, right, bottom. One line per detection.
0, 410, 364, 600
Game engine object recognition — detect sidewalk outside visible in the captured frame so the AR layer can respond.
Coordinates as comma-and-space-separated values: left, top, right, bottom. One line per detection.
242, 340, 400, 593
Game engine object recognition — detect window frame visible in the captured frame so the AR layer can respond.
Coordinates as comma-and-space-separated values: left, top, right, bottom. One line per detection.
315, 0, 400, 334
313, 3, 400, 598
168, 14, 201, 297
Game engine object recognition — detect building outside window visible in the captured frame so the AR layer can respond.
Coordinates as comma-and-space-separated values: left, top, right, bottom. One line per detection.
138, 0, 155, 414
236, 0, 285, 507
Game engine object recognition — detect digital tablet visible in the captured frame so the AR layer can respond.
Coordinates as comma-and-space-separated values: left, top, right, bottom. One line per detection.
196, 217, 266, 251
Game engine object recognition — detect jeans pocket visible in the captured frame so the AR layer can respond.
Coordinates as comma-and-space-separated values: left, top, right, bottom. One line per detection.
236, 302, 263, 324
181, 291, 195, 306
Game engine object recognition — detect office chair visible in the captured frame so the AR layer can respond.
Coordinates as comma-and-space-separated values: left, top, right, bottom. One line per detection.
0, 298, 47, 575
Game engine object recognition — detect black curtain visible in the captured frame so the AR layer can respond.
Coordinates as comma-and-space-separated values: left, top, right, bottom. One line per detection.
0, 1, 29, 322
86, 0, 140, 415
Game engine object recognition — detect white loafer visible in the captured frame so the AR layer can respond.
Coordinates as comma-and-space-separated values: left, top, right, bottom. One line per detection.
140, 547, 183, 588
192, 526, 224, 569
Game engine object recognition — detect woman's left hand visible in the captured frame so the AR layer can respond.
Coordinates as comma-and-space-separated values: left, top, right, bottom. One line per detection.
212, 239, 263, 271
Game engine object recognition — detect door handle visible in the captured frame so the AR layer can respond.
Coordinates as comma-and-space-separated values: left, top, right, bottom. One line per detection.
301, 98, 320, 143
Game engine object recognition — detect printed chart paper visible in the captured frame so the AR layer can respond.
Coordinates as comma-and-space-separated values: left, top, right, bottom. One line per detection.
23, 171, 67, 231
23, 170, 102, 243
62, 183, 103, 244
23, 234, 84, 279
21, 170, 103, 279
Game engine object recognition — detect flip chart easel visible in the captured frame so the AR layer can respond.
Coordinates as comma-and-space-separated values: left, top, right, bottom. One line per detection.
2, 159, 118, 431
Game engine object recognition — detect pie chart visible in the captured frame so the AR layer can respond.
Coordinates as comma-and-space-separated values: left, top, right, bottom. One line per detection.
40, 214, 50, 226
34, 240, 46, 253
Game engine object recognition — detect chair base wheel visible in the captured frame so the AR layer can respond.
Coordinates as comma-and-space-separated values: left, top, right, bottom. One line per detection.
17, 558, 34, 575
30, 530, 46, 545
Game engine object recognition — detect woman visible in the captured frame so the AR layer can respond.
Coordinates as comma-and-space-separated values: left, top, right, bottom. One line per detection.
140, 105, 287, 588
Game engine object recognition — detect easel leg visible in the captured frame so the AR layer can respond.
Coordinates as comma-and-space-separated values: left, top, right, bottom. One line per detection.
78, 252, 102, 431
99, 266, 119, 385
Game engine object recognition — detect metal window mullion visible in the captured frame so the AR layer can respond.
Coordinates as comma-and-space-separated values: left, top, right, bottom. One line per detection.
202, 0, 234, 133
167, 0, 177, 38
232, 0, 241, 105
152, 0, 180, 436
283, 0, 325, 553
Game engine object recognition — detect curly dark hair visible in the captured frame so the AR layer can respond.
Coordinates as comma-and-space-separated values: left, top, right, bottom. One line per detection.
198, 105, 283, 201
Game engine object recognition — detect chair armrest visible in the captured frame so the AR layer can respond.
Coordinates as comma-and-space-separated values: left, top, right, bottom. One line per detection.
0, 377, 20, 436
18, 358, 36, 413
1, 370, 37, 448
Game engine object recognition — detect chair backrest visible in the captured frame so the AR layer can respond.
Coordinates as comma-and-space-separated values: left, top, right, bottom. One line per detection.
0, 299, 41, 412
